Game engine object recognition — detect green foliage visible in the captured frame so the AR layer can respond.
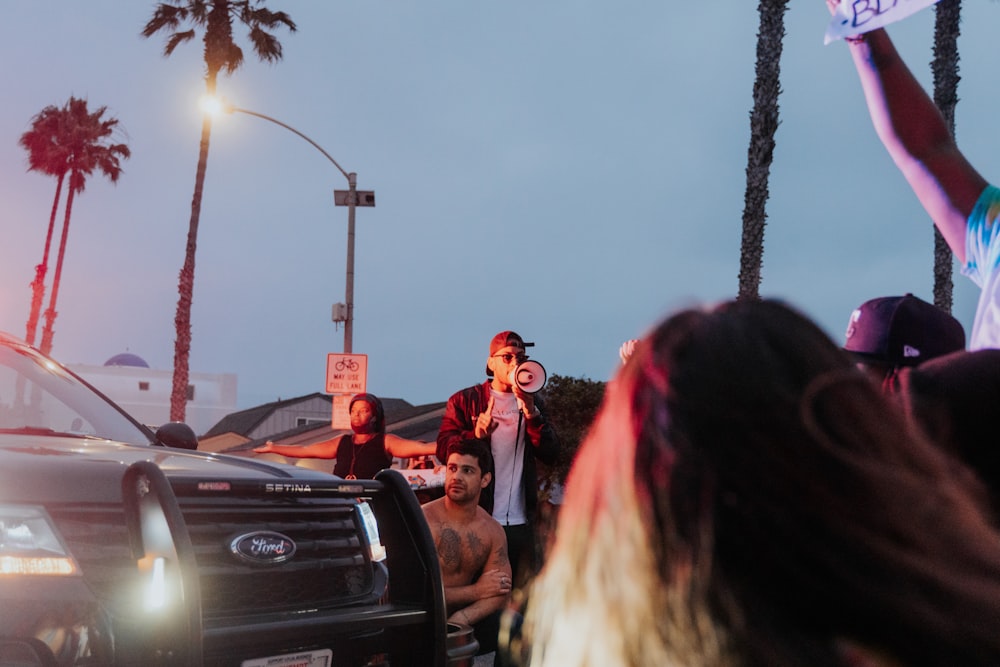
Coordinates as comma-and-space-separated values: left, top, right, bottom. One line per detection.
536, 374, 606, 496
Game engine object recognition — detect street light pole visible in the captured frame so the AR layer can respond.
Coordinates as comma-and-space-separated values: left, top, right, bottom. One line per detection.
221, 104, 373, 353
345, 172, 356, 353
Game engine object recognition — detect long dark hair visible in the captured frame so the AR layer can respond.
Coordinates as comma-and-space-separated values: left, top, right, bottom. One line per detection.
523, 300, 1000, 667
898, 349, 1000, 519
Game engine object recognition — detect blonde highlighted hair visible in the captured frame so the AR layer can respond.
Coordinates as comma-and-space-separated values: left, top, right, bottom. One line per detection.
519, 300, 1000, 667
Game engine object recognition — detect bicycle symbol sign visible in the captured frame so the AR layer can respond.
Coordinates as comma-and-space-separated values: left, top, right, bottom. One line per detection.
334, 358, 359, 372
326, 353, 368, 394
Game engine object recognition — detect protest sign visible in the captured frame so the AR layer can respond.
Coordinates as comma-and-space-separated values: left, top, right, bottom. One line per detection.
825, 0, 940, 44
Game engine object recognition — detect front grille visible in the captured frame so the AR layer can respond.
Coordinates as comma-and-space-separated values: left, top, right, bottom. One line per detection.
179, 499, 375, 616
48, 505, 134, 607
49, 496, 377, 619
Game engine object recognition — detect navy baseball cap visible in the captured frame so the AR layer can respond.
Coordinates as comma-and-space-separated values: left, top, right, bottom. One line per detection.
843, 294, 965, 367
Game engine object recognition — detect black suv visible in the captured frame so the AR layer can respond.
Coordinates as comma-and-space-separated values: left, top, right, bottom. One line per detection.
0, 332, 452, 666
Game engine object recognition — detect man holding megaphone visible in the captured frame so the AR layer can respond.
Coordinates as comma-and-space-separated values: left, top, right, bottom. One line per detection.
437, 330, 560, 586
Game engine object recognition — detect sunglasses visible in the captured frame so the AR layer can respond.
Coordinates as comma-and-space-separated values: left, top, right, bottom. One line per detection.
492, 352, 527, 364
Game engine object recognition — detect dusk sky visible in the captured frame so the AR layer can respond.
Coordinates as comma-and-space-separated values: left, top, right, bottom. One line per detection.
1, 2, 996, 411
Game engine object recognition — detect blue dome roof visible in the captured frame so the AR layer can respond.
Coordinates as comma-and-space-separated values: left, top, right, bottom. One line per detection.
104, 352, 149, 368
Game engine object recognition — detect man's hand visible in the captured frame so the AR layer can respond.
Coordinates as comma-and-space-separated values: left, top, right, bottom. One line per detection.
253, 441, 277, 454
474, 396, 498, 439
476, 568, 513, 598
513, 386, 538, 418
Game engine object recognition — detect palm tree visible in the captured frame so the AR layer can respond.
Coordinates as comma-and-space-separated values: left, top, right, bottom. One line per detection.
738, 0, 789, 301
931, 0, 962, 313
19, 104, 72, 347
142, 0, 296, 422
35, 97, 131, 356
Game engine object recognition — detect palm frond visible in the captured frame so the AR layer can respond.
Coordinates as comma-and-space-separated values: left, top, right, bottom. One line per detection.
141, 4, 189, 38
242, 5, 296, 32
142, 0, 295, 72
221, 42, 245, 74
165, 30, 197, 57
247, 26, 282, 63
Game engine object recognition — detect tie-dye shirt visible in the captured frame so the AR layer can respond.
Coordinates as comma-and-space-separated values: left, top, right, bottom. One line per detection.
963, 184, 1000, 349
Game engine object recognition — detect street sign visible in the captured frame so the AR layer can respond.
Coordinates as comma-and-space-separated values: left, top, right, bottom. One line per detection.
332, 394, 352, 430
326, 353, 368, 394
334, 190, 375, 207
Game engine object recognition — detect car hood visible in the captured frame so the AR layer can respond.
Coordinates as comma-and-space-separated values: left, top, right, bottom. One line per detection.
0, 434, 337, 504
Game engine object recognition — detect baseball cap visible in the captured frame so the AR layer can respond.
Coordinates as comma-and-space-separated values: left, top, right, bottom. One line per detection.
843, 293, 965, 367
489, 331, 532, 355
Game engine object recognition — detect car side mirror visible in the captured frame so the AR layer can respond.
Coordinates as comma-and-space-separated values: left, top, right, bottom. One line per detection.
155, 421, 199, 450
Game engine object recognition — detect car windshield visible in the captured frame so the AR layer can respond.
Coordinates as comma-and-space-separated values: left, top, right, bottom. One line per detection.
0, 338, 153, 446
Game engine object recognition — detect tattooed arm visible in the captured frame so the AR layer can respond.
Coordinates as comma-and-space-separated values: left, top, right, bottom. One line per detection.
444, 517, 512, 625
423, 499, 513, 623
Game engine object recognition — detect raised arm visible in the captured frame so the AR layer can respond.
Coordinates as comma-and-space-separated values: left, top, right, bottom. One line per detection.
830, 1, 986, 260
384, 434, 438, 460
253, 436, 340, 459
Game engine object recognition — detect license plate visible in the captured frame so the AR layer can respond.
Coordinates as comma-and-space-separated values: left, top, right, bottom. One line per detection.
240, 649, 332, 667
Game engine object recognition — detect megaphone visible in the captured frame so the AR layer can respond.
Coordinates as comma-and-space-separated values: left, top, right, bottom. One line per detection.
508, 360, 547, 394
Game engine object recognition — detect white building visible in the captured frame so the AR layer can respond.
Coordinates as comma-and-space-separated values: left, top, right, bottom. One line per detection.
69, 352, 237, 437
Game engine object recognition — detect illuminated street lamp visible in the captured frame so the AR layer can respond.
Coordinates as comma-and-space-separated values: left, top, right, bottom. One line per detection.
204, 97, 374, 353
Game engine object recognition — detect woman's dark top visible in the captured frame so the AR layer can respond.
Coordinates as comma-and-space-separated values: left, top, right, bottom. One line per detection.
333, 433, 391, 479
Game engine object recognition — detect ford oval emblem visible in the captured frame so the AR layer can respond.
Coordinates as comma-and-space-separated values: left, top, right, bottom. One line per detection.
229, 531, 296, 565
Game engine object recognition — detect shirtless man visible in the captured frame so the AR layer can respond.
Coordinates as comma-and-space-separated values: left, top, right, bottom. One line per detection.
423, 439, 512, 658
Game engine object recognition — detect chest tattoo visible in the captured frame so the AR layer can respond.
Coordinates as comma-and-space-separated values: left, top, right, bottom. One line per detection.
436, 526, 491, 575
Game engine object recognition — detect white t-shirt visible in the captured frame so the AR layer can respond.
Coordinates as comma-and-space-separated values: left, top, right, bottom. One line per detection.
964, 184, 1000, 350
488, 389, 527, 526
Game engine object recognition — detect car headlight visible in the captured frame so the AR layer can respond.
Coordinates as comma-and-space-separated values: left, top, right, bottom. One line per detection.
0, 505, 79, 576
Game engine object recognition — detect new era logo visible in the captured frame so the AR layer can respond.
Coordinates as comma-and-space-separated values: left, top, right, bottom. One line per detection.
903, 345, 921, 358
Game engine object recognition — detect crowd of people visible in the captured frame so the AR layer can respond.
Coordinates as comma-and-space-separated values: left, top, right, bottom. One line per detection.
511, 2, 1000, 663
255, 3, 1000, 664
254, 330, 559, 666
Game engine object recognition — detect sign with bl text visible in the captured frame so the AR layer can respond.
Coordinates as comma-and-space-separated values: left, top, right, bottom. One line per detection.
824, 0, 940, 44
326, 354, 368, 394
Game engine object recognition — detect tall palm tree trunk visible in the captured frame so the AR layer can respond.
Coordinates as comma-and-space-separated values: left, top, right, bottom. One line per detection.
39, 185, 77, 356
145, 1, 296, 425
738, 0, 789, 301
931, 0, 961, 313
26, 174, 65, 346
170, 111, 214, 422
